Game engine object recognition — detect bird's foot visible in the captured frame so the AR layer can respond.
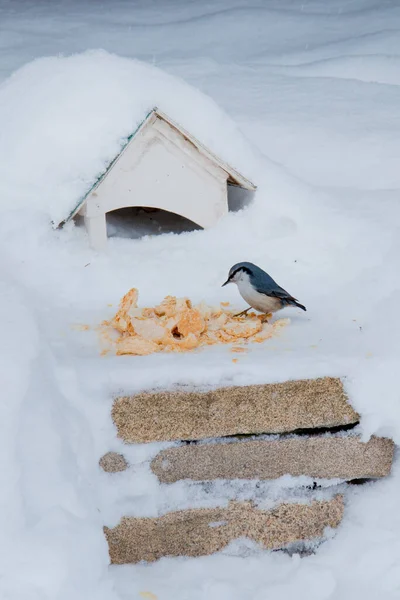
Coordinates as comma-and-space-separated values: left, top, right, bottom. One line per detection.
261, 312, 273, 323
234, 308, 251, 318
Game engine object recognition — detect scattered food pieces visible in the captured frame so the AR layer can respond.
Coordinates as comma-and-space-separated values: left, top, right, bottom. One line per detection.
117, 336, 159, 356
101, 288, 289, 356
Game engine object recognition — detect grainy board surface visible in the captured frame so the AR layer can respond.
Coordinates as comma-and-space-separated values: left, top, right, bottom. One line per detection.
112, 377, 358, 443
105, 496, 344, 563
151, 435, 394, 482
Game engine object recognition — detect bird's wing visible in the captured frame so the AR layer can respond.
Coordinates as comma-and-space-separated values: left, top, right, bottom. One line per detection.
254, 282, 298, 302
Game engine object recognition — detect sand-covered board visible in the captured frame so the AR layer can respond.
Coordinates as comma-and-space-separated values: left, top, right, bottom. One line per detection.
151, 435, 394, 482
105, 496, 344, 563
112, 377, 359, 443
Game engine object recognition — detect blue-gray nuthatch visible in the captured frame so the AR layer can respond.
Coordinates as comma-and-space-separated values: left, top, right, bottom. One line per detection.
222, 261, 306, 318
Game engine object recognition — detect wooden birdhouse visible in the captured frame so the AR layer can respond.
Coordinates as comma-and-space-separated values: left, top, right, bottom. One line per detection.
62, 108, 256, 250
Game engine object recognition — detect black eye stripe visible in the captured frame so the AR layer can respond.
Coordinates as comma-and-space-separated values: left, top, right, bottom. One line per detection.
230, 267, 252, 279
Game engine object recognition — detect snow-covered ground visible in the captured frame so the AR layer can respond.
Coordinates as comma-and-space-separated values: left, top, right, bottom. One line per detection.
1, 1, 400, 598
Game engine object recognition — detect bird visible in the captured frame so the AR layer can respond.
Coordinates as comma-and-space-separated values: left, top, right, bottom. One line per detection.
222, 261, 306, 320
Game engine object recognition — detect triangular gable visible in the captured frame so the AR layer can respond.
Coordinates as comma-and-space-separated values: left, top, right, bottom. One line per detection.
59, 107, 256, 228
154, 109, 256, 191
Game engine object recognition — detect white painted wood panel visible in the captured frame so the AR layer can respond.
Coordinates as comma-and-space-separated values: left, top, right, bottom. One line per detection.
84, 128, 229, 249
87, 138, 227, 224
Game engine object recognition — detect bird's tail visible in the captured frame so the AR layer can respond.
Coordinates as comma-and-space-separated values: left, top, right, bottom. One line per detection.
292, 300, 306, 311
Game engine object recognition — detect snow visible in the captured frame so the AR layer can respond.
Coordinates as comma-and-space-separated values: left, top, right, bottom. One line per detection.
0, 272, 117, 600
0, 0, 400, 599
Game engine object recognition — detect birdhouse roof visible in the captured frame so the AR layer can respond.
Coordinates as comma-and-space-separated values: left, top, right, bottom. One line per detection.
62, 107, 256, 226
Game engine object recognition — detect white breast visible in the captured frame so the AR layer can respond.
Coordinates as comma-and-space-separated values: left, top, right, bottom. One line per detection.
236, 274, 282, 313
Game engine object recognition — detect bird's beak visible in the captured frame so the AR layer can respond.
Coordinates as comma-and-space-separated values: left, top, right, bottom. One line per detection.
222, 279, 230, 287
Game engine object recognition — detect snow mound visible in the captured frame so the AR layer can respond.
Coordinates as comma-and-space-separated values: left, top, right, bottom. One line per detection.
0, 50, 257, 226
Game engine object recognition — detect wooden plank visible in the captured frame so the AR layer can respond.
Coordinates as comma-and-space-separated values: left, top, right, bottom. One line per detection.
151, 435, 394, 483
105, 496, 344, 563
112, 377, 358, 443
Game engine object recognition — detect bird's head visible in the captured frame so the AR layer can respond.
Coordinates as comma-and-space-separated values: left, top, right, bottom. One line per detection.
222, 262, 256, 287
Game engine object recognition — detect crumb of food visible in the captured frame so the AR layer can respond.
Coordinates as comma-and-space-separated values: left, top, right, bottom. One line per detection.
71, 323, 90, 331
139, 593, 158, 600
100, 288, 289, 356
